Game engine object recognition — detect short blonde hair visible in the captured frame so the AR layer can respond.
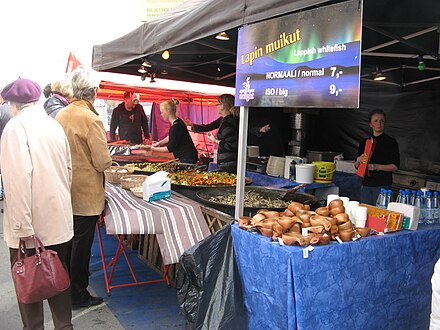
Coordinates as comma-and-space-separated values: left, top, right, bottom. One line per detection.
51, 81, 63, 93
51, 79, 73, 99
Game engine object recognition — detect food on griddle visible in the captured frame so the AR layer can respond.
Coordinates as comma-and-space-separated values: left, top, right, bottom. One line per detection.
125, 162, 162, 172
208, 191, 293, 209
125, 162, 193, 173
168, 170, 237, 186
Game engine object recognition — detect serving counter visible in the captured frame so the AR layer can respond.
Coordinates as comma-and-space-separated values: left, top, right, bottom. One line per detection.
100, 182, 233, 290
110, 149, 175, 164
232, 224, 440, 330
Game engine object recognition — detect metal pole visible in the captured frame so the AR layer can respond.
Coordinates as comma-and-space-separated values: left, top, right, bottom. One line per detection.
235, 106, 249, 220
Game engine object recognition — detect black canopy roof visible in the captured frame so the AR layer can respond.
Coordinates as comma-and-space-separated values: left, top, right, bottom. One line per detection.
92, 0, 440, 88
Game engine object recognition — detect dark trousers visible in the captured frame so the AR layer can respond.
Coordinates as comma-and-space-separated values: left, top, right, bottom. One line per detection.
70, 214, 99, 302
9, 241, 73, 330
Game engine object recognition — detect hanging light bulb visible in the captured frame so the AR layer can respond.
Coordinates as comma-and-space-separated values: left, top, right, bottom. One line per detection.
162, 50, 170, 60
374, 71, 386, 81
418, 55, 426, 71
138, 66, 147, 74
215, 32, 230, 41
373, 66, 386, 81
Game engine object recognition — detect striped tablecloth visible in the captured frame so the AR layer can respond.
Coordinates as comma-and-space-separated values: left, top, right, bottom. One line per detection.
104, 182, 211, 265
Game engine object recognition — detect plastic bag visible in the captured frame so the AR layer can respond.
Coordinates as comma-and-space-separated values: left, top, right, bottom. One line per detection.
176, 222, 247, 330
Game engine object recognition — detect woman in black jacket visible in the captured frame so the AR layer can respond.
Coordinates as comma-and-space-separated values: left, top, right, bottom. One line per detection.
150, 98, 198, 164
43, 79, 72, 118
207, 94, 239, 173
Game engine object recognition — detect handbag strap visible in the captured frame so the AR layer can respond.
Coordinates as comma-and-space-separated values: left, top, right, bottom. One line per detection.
17, 235, 46, 263
33, 235, 46, 253
17, 239, 27, 263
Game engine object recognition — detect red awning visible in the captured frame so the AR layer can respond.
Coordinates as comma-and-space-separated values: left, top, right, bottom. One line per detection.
97, 80, 223, 103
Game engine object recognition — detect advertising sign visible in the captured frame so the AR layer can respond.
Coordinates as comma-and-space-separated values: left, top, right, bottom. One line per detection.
235, 0, 363, 108
142, 0, 185, 22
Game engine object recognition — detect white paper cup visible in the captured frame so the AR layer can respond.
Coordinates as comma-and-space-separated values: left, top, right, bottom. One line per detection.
355, 206, 368, 227
347, 201, 360, 221
340, 197, 350, 208
327, 194, 340, 206
348, 200, 360, 208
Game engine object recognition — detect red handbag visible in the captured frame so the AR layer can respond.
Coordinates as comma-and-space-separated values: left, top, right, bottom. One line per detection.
12, 236, 70, 304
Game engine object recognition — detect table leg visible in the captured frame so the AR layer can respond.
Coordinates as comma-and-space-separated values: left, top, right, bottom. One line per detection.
96, 221, 112, 296
96, 223, 169, 294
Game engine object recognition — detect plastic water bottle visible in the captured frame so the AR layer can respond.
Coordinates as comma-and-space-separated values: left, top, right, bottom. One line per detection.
401, 191, 409, 205
425, 191, 434, 224
433, 191, 439, 224
414, 191, 425, 224
396, 189, 403, 203
410, 190, 417, 205
384, 190, 392, 208
376, 188, 386, 208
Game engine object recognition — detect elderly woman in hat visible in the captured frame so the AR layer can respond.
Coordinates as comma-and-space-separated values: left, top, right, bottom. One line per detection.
0, 78, 74, 329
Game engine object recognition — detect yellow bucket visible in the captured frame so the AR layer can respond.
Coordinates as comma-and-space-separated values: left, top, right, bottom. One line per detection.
312, 161, 336, 183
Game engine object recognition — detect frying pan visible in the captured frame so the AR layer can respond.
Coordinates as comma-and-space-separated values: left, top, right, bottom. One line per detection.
196, 186, 318, 213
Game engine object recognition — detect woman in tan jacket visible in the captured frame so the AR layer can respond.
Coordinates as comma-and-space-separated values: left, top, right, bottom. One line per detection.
56, 67, 112, 308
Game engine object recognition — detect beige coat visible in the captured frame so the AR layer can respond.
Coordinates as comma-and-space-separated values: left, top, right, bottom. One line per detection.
0, 104, 73, 249
56, 100, 112, 216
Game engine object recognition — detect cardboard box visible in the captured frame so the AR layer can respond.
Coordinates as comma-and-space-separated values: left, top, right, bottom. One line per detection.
335, 160, 357, 174
387, 202, 419, 230
356, 138, 375, 178
360, 203, 404, 233
143, 171, 171, 202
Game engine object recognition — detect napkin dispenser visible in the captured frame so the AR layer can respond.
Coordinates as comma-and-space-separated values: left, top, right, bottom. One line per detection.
387, 202, 419, 230
143, 171, 171, 201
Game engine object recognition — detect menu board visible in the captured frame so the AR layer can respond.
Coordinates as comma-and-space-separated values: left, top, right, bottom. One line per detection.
235, 0, 363, 108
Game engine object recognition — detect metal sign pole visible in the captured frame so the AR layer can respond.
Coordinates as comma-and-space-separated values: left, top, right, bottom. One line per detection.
235, 106, 249, 219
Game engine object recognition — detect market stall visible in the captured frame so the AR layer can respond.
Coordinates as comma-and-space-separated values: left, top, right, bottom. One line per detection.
91, 0, 440, 328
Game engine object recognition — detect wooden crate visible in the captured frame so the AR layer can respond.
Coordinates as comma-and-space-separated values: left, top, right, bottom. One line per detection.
137, 234, 178, 286
137, 204, 233, 286
200, 204, 233, 233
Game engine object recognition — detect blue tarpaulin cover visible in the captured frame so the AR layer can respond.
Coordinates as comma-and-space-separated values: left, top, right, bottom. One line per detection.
232, 224, 440, 330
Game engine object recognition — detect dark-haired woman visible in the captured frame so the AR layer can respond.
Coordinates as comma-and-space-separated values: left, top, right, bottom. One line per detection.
207, 94, 239, 173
